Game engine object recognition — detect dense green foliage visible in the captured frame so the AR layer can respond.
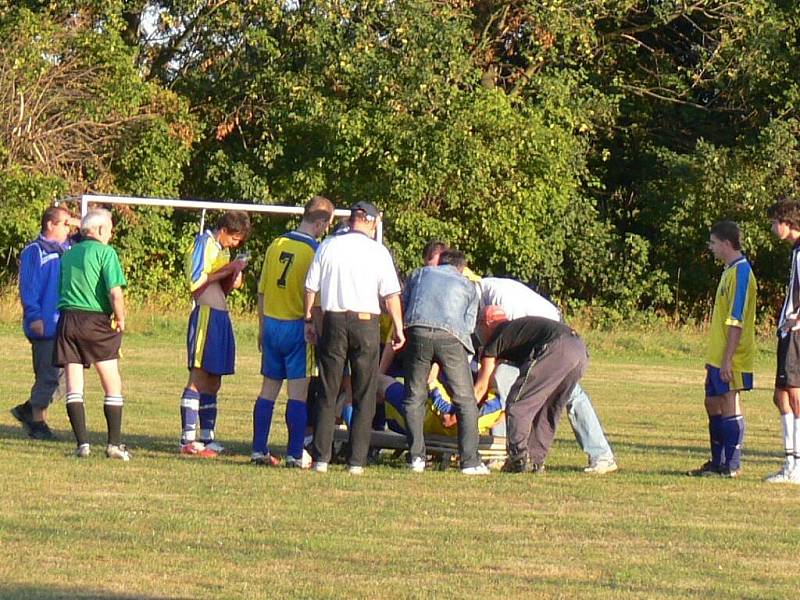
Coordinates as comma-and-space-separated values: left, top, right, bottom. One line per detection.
1, 1, 798, 318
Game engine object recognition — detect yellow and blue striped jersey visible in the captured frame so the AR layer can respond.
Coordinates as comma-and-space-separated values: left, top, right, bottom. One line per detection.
258, 231, 318, 320
186, 231, 230, 292
706, 256, 757, 372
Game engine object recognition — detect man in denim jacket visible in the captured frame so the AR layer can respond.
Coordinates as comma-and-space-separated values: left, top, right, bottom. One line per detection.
402, 250, 488, 475
13, 206, 76, 440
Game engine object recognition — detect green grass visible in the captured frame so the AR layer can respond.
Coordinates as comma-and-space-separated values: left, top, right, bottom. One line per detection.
0, 315, 795, 599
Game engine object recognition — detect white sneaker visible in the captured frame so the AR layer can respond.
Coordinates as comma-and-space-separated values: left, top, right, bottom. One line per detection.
106, 444, 131, 461
584, 458, 619, 475
408, 457, 426, 473
202, 441, 226, 454
285, 450, 313, 469
764, 460, 793, 483
788, 466, 800, 485
348, 465, 364, 475
312, 461, 328, 473
462, 463, 491, 475
75, 443, 91, 458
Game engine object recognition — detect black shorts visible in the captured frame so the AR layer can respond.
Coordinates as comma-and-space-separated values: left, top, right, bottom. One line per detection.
775, 331, 800, 389
54, 310, 122, 368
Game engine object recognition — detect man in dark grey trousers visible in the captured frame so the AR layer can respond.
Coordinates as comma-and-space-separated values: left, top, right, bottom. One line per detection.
402, 250, 488, 475
474, 306, 588, 473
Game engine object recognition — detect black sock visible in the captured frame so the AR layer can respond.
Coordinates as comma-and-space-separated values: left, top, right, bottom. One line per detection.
103, 397, 123, 446
66, 393, 88, 445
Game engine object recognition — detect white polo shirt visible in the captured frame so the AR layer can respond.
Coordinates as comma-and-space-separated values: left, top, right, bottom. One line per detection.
305, 231, 401, 314
479, 277, 561, 322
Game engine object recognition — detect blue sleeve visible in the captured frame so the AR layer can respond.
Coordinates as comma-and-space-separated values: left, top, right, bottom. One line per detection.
428, 386, 455, 415
728, 262, 751, 325
18, 245, 42, 321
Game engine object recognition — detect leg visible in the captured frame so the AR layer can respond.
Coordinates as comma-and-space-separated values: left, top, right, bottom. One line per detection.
252, 377, 282, 458
346, 314, 380, 468
313, 312, 348, 464
65, 363, 89, 447
95, 358, 124, 447
434, 335, 481, 469
28, 339, 60, 438
718, 390, 744, 474
565, 384, 614, 463
403, 329, 435, 465
285, 377, 310, 461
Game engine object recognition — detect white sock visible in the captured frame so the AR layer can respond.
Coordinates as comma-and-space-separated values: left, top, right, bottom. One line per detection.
782, 413, 794, 459
792, 416, 800, 468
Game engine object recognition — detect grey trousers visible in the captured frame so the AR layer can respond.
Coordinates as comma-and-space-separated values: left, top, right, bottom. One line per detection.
506, 333, 588, 464
29, 338, 62, 409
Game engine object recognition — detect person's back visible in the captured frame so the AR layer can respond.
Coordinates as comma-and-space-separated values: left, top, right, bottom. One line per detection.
59, 239, 125, 314
480, 277, 560, 321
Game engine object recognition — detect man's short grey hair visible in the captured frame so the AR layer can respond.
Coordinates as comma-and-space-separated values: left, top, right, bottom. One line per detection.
80, 208, 112, 235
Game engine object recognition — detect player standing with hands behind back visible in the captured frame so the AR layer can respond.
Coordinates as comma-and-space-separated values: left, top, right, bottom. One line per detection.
688, 221, 756, 478
178, 211, 252, 457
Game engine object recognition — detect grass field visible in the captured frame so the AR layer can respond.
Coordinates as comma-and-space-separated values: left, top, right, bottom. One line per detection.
0, 313, 796, 599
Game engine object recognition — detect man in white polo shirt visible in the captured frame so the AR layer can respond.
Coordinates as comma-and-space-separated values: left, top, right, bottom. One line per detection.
304, 201, 404, 474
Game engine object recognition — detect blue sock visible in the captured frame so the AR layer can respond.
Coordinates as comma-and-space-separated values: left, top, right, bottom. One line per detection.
342, 404, 354, 428
199, 393, 217, 442
285, 399, 307, 459
180, 388, 201, 444
709, 415, 724, 467
252, 397, 275, 455
372, 402, 386, 431
721, 415, 745, 471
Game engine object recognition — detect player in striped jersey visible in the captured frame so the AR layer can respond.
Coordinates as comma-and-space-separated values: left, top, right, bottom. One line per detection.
252, 196, 334, 467
688, 221, 756, 478
179, 211, 251, 457
765, 201, 800, 483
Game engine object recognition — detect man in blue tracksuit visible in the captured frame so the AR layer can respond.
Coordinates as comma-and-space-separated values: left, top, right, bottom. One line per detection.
12, 206, 76, 440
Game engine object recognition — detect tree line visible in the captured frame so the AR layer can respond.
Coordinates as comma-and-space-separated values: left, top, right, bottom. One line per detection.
1, 1, 798, 322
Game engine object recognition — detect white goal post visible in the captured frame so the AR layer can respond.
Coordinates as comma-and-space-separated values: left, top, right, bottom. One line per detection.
56, 193, 383, 242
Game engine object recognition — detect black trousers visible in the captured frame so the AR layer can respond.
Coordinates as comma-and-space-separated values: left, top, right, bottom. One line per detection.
312, 311, 380, 466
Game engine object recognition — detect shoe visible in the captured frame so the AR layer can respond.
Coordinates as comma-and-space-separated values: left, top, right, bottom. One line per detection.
348, 465, 364, 475
408, 457, 426, 473
764, 460, 794, 483
285, 450, 312, 469
719, 466, 741, 478
367, 447, 381, 465
106, 444, 132, 461
501, 455, 533, 474
75, 443, 91, 458
462, 463, 491, 476
28, 421, 57, 441
312, 461, 328, 473
10, 402, 33, 433
201, 441, 226, 454
787, 466, 800, 485
686, 460, 721, 477
250, 452, 281, 466
584, 458, 618, 475
530, 462, 545, 475
181, 441, 218, 458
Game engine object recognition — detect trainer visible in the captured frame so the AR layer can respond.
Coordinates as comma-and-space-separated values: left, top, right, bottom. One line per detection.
304, 201, 404, 474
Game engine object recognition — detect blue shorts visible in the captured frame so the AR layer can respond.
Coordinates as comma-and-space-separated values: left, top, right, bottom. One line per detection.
705, 364, 753, 397
187, 305, 235, 376
261, 316, 315, 380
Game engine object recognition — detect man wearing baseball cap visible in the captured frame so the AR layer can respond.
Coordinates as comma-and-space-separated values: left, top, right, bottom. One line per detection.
304, 200, 404, 474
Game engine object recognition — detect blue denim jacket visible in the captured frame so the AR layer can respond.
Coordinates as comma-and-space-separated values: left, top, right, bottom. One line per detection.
402, 265, 479, 352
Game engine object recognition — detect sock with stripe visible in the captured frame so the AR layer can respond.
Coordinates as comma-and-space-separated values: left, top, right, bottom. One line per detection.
793, 416, 800, 469
721, 415, 745, 471
709, 415, 724, 467
285, 399, 307, 459
252, 397, 275, 455
199, 393, 217, 443
104, 395, 124, 446
180, 388, 200, 444
66, 392, 88, 446
781, 413, 794, 469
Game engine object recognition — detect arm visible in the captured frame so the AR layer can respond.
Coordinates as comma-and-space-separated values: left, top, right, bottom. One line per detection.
304, 289, 318, 344
719, 325, 742, 383
108, 286, 126, 332
378, 334, 396, 374
384, 293, 405, 350
473, 355, 497, 403
18, 246, 44, 336
257, 293, 265, 352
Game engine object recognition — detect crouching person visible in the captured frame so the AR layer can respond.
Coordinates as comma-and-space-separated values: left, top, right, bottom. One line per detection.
55, 208, 129, 460
474, 306, 588, 473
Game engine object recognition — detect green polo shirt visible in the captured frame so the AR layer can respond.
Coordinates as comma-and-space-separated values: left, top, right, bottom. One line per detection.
58, 239, 127, 314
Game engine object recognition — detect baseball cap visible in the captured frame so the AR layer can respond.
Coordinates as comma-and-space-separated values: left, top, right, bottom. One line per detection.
350, 201, 380, 221
480, 305, 508, 326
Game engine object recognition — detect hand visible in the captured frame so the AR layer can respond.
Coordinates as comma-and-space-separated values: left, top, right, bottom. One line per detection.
257, 323, 263, 353
441, 413, 457, 429
304, 321, 317, 345
30, 319, 44, 337
720, 360, 732, 383
233, 271, 244, 289
391, 328, 406, 352
113, 317, 125, 333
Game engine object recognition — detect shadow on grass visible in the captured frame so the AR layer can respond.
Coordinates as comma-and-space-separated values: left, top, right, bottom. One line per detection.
0, 584, 190, 600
